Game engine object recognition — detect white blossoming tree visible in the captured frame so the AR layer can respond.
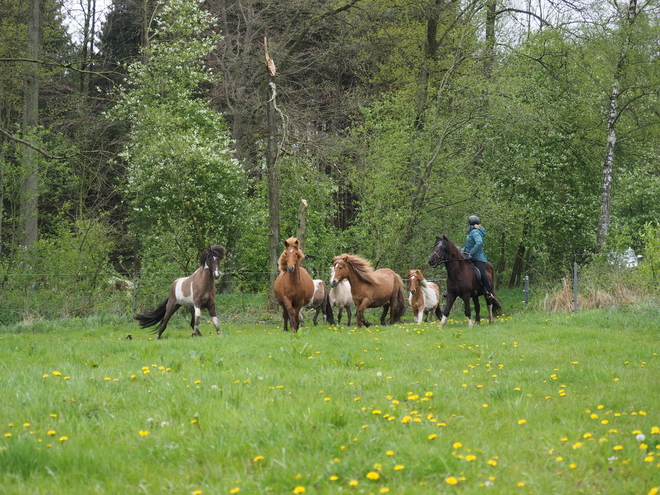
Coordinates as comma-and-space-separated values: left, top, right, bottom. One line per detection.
111, 0, 244, 269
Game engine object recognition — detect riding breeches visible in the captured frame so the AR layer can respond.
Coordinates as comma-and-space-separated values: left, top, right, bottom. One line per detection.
470, 260, 494, 294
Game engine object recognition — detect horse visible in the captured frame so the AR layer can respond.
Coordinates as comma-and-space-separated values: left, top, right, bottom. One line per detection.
135, 245, 227, 339
428, 235, 502, 326
330, 254, 406, 328
300, 279, 335, 326
406, 269, 441, 324
273, 237, 315, 332
328, 265, 355, 326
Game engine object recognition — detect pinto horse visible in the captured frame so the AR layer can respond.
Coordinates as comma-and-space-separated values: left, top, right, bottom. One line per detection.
407, 269, 441, 324
135, 245, 227, 338
301, 279, 335, 326
329, 265, 355, 326
273, 237, 315, 332
428, 235, 502, 326
330, 254, 406, 328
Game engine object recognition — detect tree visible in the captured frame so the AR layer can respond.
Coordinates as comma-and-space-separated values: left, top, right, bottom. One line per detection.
110, 0, 245, 267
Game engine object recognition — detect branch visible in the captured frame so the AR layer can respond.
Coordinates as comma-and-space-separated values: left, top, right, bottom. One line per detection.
495, 8, 552, 28
0, 57, 117, 83
0, 127, 65, 160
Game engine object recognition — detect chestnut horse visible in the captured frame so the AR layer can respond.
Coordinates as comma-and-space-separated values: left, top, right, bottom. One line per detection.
135, 245, 227, 338
301, 279, 335, 325
329, 265, 355, 326
407, 269, 441, 324
273, 237, 315, 332
330, 254, 406, 328
428, 235, 502, 326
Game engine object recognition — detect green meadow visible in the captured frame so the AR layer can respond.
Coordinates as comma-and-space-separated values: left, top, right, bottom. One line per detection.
1, 303, 659, 495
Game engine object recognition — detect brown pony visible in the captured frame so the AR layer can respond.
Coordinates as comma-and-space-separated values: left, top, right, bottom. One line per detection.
273, 237, 315, 332
428, 235, 502, 326
135, 245, 227, 338
407, 269, 441, 324
330, 254, 406, 328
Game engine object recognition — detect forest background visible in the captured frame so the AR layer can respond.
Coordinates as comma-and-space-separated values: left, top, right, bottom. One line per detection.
2, 0, 660, 322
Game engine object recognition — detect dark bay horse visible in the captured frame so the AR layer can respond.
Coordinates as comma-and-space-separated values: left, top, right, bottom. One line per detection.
135, 245, 227, 338
330, 254, 406, 328
273, 237, 315, 332
407, 269, 441, 324
428, 235, 502, 326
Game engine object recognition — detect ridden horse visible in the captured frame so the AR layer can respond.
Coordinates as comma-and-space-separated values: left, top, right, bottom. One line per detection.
330, 254, 406, 328
273, 237, 315, 332
328, 265, 355, 326
301, 279, 335, 326
135, 245, 227, 338
428, 235, 502, 326
407, 269, 441, 324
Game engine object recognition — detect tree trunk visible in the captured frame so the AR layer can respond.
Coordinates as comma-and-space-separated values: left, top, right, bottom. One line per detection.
296, 199, 308, 253
19, 0, 43, 249
264, 38, 280, 306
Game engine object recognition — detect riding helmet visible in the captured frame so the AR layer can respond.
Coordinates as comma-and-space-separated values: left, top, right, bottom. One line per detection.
468, 215, 481, 225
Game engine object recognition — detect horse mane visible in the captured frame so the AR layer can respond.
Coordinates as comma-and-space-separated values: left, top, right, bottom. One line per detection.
335, 254, 378, 285
278, 237, 305, 273
200, 245, 227, 266
439, 235, 465, 259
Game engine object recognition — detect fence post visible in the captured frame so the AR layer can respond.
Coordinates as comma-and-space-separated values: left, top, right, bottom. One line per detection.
132, 273, 139, 314
523, 273, 529, 306
573, 260, 578, 314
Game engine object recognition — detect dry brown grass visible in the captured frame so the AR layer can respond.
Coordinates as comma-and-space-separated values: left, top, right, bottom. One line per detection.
542, 277, 642, 312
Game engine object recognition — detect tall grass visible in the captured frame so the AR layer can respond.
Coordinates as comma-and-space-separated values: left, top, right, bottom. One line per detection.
1, 304, 659, 494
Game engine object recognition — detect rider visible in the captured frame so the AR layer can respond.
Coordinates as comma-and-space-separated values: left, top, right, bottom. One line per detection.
462, 215, 495, 300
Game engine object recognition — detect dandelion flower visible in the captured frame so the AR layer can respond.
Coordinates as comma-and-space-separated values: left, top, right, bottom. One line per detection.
230, 488, 240, 494
59, 436, 68, 442
367, 471, 380, 480
465, 455, 476, 462
349, 480, 358, 486
487, 460, 498, 466
47, 430, 56, 436
651, 427, 660, 435
394, 464, 404, 470
445, 477, 458, 485
253, 455, 264, 462
139, 430, 149, 436
453, 442, 462, 449
428, 434, 437, 440
517, 482, 526, 487
613, 445, 623, 451
329, 475, 339, 481
293, 487, 305, 494
386, 450, 394, 456
518, 419, 526, 425
379, 489, 390, 493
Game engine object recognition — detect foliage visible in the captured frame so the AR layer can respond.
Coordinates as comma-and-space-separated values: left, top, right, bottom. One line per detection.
1, 310, 660, 493
109, 0, 245, 258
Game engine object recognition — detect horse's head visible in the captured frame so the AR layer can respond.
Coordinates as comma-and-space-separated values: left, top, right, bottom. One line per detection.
203, 245, 227, 279
282, 237, 304, 273
407, 269, 423, 294
330, 256, 349, 287
429, 235, 454, 267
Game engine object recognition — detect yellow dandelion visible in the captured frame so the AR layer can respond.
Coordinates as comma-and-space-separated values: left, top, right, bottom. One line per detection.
394, 464, 404, 470
4, 433, 11, 438
652, 427, 660, 435
366, 471, 380, 480
47, 430, 56, 436
569, 463, 577, 469
230, 488, 240, 494
445, 477, 458, 485
487, 460, 497, 466
53, 371, 62, 376
517, 482, 526, 487
518, 419, 526, 425
428, 434, 437, 440
59, 436, 68, 442
386, 450, 394, 456
193, 491, 203, 495
613, 445, 623, 451
292, 487, 305, 494
372, 409, 381, 414
572, 442, 583, 449
379, 489, 390, 493
253, 455, 264, 462
329, 475, 339, 481
138, 430, 149, 436
465, 455, 476, 462
349, 480, 358, 486
453, 442, 462, 449
401, 416, 412, 423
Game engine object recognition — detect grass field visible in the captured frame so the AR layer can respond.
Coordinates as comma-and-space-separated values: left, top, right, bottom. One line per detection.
1, 300, 659, 494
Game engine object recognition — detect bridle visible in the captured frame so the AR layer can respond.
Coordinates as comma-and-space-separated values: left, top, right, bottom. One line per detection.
430, 240, 467, 266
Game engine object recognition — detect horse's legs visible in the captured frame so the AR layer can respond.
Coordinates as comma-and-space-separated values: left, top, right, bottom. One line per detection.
380, 303, 390, 325
440, 294, 457, 326
462, 296, 473, 327
312, 306, 321, 325
487, 297, 494, 323
207, 301, 222, 336
472, 296, 481, 325
357, 302, 371, 328
191, 306, 203, 337
156, 302, 180, 339
281, 307, 289, 332
346, 307, 352, 326
337, 306, 344, 325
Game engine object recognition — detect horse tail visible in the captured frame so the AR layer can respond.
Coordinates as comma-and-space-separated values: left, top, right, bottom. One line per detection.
490, 294, 503, 317
392, 275, 406, 323
134, 298, 168, 330
324, 292, 335, 325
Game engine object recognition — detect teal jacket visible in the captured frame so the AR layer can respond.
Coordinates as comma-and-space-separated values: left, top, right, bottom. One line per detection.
463, 226, 488, 262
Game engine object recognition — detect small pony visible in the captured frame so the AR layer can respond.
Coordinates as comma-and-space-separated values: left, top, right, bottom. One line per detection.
330, 254, 406, 328
429, 235, 502, 326
301, 279, 335, 326
135, 245, 227, 338
328, 265, 355, 326
273, 237, 315, 332
407, 269, 441, 323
